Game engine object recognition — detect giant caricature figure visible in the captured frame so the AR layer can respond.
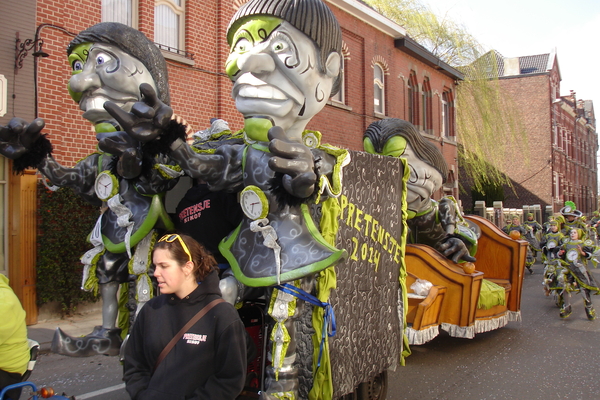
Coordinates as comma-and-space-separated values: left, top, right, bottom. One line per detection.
363, 118, 477, 262
0, 23, 182, 356
104, 1, 348, 398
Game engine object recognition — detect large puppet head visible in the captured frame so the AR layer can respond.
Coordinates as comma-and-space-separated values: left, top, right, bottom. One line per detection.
66, 22, 170, 133
225, 0, 342, 142
363, 118, 448, 214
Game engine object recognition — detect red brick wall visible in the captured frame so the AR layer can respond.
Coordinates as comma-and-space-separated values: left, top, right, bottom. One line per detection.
498, 74, 554, 208
34, 0, 459, 199
482, 68, 598, 216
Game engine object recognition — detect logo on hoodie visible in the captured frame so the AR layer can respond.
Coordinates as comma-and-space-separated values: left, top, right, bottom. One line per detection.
183, 333, 207, 345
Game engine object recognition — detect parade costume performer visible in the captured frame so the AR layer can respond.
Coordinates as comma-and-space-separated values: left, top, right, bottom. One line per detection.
556, 229, 600, 320
363, 118, 477, 264
503, 216, 537, 273
524, 213, 543, 257
559, 201, 588, 239
540, 221, 565, 263
105, 1, 349, 398
0, 275, 30, 400
524, 213, 543, 234
123, 234, 247, 400
540, 220, 566, 298
0, 23, 184, 356
588, 211, 600, 245
543, 215, 557, 234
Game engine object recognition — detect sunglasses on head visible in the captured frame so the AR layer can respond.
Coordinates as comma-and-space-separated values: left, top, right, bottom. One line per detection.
158, 234, 192, 263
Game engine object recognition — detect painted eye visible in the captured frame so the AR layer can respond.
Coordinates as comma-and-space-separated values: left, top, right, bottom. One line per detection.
272, 40, 288, 52
233, 38, 250, 53
95, 52, 112, 65
72, 60, 83, 72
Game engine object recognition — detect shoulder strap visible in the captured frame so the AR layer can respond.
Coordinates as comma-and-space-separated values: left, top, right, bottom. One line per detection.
153, 298, 225, 374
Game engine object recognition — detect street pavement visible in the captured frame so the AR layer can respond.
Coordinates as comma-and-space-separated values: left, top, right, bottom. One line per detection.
24, 259, 600, 399
389, 259, 600, 400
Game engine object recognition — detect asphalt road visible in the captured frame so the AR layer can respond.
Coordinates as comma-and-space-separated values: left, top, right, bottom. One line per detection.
23, 260, 600, 400
389, 260, 600, 400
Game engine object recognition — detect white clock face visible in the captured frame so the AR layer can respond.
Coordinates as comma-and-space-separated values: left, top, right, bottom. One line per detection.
241, 189, 264, 220
95, 172, 115, 200
566, 249, 579, 262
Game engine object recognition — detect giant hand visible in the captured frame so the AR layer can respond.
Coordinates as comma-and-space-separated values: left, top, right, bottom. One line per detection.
268, 126, 317, 199
97, 130, 143, 179
437, 237, 476, 263
104, 83, 173, 143
0, 117, 45, 159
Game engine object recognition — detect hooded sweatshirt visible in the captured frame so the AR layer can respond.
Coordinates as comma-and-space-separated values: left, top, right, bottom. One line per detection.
123, 270, 247, 400
175, 183, 243, 265
0, 274, 29, 375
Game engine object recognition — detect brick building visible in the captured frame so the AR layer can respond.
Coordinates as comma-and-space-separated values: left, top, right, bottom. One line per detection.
0, 0, 462, 321
460, 50, 597, 219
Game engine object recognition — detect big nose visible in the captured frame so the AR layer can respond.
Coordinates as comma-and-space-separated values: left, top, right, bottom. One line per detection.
69, 70, 102, 93
237, 52, 275, 74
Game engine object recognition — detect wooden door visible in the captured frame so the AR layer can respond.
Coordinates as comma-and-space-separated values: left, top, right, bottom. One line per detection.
8, 166, 38, 325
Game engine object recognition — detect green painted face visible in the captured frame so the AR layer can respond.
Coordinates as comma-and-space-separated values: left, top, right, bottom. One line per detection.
67, 43, 92, 103
363, 136, 407, 157
67, 42, 158, 133
225, 17, 339, 142
364, 134, 442, 214
225, 17, 282, 80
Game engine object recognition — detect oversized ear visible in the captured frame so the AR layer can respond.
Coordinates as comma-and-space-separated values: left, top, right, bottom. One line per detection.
325, 52, 341, 78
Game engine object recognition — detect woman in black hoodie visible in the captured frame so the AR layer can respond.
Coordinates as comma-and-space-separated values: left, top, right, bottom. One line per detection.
123, 233, 247, 399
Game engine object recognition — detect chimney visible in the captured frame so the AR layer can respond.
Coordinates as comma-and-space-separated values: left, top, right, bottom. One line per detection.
504, 57, 520, 76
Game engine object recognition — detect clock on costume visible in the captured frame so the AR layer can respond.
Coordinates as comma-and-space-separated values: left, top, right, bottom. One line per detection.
240, 185, 268, 220
95, 170, 119, 201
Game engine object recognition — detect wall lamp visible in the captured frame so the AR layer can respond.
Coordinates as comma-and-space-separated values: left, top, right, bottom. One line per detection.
14, 23, 77, 117
15, 23, 77, 70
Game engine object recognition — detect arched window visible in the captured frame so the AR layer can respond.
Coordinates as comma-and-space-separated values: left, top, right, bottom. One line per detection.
331, 42, 349, 105
374, 64, 385, 114
407, 72, 418, 124
331, 57, 345, 104
422, 78, 432, 132
442, 89, 455, 138
155, 0, 185, 51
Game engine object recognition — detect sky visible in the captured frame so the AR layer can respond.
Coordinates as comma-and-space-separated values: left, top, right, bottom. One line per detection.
422, 0, 600, 109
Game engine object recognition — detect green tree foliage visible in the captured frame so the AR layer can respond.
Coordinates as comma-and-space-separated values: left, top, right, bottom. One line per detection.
37, 184, 99, 314
365, 0, 526, 194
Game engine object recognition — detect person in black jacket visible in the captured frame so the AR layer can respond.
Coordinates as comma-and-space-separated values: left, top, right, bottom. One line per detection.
123, 233, 247, 399
175, 180, 243, 269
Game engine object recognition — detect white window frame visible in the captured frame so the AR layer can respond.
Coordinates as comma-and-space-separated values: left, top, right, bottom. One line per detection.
441, 97, 448, 137
330, 57, 345, 105
422, 78, 432, 132
155, 0, 185, 52
374, 64, 385, 115
101, 0, 139, 28
442, 91, 453, 138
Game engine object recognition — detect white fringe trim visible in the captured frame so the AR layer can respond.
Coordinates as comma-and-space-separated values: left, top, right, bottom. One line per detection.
441, 311, 521, 339
474, 314, 509, 334
508, 310, 522, 322
406, 325, 440, 345
441, 323, 475, 339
